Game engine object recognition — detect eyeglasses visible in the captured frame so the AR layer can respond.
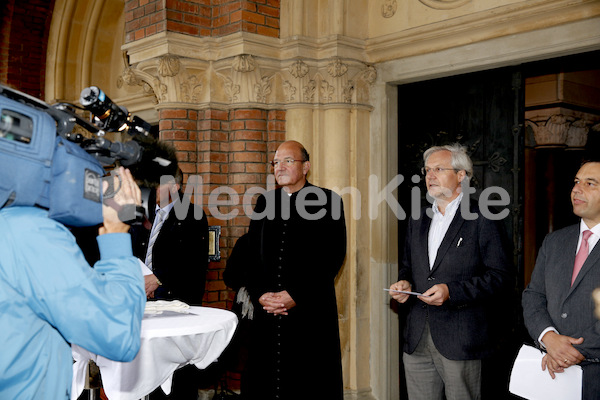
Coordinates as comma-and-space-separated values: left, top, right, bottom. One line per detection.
421, 167, 457, 176
270, 159, 306, 167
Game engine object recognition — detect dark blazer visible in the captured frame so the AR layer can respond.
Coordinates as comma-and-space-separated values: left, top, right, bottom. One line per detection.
132, 201, 209, 305
398, 199, 513, 360
522, 223, 600, 398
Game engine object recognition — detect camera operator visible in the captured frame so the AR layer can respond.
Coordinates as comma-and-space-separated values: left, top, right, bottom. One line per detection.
0, 167, 146, 400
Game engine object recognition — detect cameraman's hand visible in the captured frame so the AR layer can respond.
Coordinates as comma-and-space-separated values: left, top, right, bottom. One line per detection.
99, 167, 141, 235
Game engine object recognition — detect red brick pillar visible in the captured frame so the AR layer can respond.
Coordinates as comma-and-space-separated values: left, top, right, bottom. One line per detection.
124, 0, 280, 42
158, 107, 285, 308
213, 0, 280, 37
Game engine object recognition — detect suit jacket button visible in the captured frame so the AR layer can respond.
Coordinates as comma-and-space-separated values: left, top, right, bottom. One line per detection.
561, 312, 568, 319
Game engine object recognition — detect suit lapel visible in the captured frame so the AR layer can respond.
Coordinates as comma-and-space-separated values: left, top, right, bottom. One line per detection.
431, 211, 465, 273
156, 208, 175, 242
571, 231, 600, 290
556, 229, 578, 298
418, 210, 432, 269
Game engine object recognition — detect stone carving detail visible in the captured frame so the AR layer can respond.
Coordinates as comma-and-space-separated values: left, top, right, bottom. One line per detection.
118, 53, 377, 107
327, 57, 348, 78
158, 55, 181, 77
233, 55, 256, 73
343, 82, 355, 103
154, 76, 168, 101
118, 67, 158, 104
254, 76, 272, 103
320, 81, 335, 102
224, 76, 240, 102
181, 75, 203, 103
289, 60, 309, 79
382, 0, 397, 18
566, 119, 591, 148
361, 65, 378, 85
526, 114, 571, 147
281, 57, 378, 105
121, 67, 140, 86
303, 80, 317, 103
418, 0, 471, 10
283, 80, 296, 102
526, 114, 597, 149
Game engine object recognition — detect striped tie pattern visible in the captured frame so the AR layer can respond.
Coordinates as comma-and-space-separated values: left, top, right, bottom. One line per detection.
145, 209, 167, 270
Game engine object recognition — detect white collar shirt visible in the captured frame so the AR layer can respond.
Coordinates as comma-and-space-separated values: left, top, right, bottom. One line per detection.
577, 220, 600, 254
428, 192, 463, 270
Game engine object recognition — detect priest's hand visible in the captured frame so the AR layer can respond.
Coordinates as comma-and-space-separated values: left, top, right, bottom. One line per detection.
260, 290, 296, 315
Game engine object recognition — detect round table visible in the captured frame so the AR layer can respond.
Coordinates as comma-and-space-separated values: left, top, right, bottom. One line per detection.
72, 306, 238, 400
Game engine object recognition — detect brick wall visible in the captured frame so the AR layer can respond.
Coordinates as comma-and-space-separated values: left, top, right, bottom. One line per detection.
125, 0, 280, 42
0, 0, 55, 98
159, 107, 285, 310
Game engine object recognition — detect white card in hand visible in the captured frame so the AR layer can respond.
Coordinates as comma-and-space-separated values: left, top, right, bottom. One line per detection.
383, 288, 428, 297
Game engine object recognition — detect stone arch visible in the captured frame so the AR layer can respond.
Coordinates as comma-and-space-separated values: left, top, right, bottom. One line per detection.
45, 0, 158, 122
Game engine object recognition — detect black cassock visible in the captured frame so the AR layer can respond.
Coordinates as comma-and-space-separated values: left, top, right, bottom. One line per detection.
243, 183, 347, 400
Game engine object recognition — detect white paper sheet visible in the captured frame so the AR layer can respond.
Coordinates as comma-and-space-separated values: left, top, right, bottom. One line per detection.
509, 344, 582, 400
383, 288, 429, 296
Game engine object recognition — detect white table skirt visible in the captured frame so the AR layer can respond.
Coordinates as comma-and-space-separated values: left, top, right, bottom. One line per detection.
72, 306, 238, 400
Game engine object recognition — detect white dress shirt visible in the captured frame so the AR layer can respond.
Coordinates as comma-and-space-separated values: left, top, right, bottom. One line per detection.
428, 192, 463, 269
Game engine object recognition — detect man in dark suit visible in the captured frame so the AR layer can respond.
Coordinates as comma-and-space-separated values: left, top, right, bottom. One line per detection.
389, 143, 513, 400
136, 167, 209, 400
137, 167, 208, 305
522, 159, 600, 399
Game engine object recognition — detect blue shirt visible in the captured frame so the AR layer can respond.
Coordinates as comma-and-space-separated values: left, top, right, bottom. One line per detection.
0, 207, 146, 400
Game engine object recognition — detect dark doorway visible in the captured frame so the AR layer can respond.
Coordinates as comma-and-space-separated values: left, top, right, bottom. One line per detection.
396, 66, 525, 400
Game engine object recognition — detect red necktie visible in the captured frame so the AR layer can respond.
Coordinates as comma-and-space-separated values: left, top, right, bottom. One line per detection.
571, 230, 593, 286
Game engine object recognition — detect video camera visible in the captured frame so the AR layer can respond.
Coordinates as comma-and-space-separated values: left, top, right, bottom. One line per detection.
0, 84, 155, 227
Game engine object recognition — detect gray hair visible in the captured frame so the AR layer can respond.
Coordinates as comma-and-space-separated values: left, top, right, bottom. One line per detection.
423, 143, 473, 179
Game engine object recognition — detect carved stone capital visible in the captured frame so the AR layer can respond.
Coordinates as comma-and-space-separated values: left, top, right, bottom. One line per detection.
526, 114, 572, 148
526, 108, 600, 149
119, 55, 210, 104
232, 55, 256, 72
565, 119, 590, 149
157, 55, 181, 77
120, 40, 377, 109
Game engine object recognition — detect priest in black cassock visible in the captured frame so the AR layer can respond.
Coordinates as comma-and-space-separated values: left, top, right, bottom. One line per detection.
242, 140, 347, 400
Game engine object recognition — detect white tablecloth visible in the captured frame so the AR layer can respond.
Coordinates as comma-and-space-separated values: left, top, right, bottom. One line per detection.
72, 306, 238, 400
